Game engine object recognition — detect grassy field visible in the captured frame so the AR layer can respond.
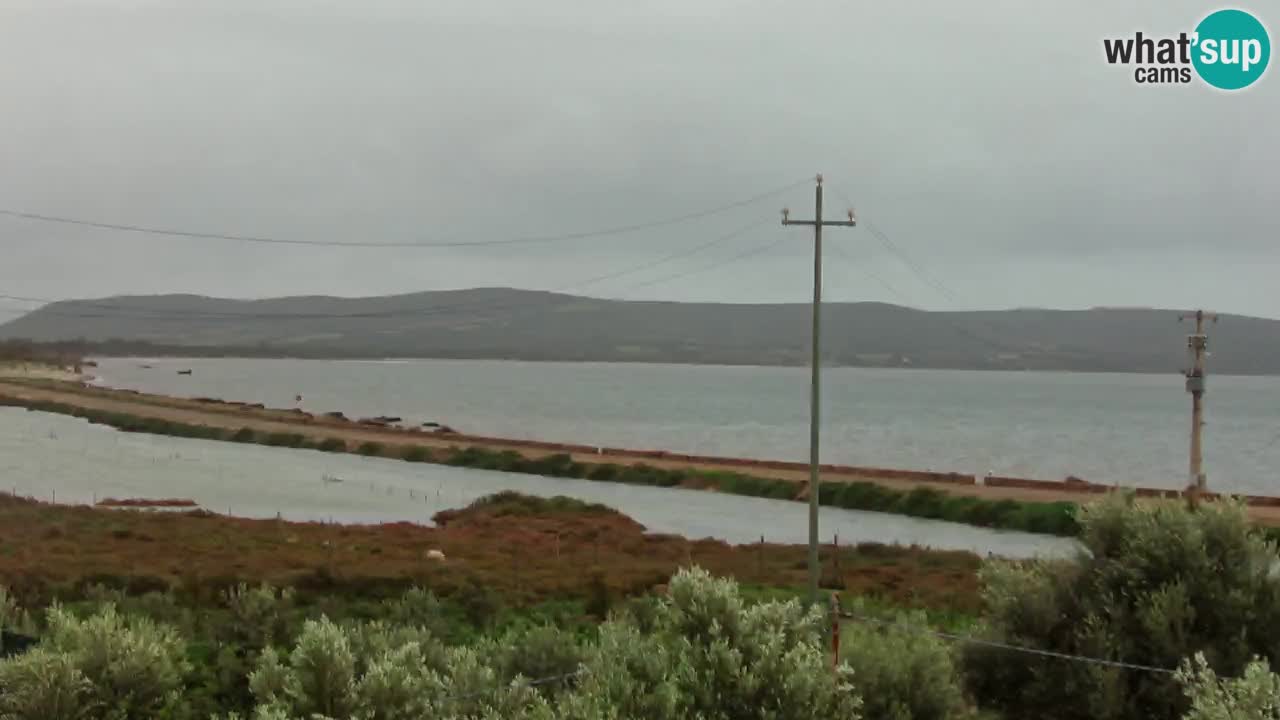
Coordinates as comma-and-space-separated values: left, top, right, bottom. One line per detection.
0, 491, 984, 622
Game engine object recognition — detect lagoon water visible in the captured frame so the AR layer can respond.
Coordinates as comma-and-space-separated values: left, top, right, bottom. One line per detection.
92, 357, 1280, 494
0, 408, 1072, 558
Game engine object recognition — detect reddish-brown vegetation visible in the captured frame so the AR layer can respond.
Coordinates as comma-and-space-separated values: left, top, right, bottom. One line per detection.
0, 492, 982, 614
96, 497, 198, 508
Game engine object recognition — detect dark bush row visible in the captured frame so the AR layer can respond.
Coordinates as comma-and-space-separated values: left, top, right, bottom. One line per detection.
439, 446, 1082, 537
819, 483, 1081, 536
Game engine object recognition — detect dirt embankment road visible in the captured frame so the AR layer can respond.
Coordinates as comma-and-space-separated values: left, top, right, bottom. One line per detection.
3, 378, 1277, 524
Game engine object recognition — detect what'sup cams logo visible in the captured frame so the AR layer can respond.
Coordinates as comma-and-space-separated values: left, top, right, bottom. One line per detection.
1104, 8, 1270, 90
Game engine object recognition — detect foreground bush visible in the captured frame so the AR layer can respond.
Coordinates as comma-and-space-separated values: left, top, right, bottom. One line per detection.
1, 569, 865, 719
0, 586, 35, 658
840, 606, 967, 720
1177, 654, 1280, 720
0, 604, 189, 720
965, 494, 1280, 720
561, 567, 862, 720
229, 568, 860, 719
242, 617, 538, 720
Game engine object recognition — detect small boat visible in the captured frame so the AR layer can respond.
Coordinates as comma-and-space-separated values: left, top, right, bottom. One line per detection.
322, 474, 344, 484
177, 369, 193, 375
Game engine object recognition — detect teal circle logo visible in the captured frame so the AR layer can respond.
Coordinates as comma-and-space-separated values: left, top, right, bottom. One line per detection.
1192, 9, 1270, 90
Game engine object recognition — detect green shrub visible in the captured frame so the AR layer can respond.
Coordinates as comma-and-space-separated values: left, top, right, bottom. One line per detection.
402, 446, 431, 462
526, 453, 578, 478
446, 446, 488, 467
840, 606, 967, 720
454, 582, 504, 630
896, 487, 948, 519
381, 587, 459, 643
356, 442, 384, 457
1177, 653, 1280, 720
565, 567, 863, 719
616, 464, 658, 486
965, 494, 1280, 720
456, 492, 613, 518
717, 472, 796, 500
0, 604, 190, 719
586, 464, 620, 482
231, 427, 257, 443
486, 624, 585, 697
654, 468, 687, 487
263, 432, 306, 448
317, 438, 346, 453
223, 583, 296, 651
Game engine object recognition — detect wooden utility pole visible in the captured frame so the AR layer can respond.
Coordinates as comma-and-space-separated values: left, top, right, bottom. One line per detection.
782, 174, 856, 606
1180, 309, 1217, 498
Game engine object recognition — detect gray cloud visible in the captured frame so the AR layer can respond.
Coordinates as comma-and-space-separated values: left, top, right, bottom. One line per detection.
1, 0, 1277, 318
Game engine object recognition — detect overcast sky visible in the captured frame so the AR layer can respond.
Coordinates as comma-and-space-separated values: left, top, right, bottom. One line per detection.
1, 0, 1276, 319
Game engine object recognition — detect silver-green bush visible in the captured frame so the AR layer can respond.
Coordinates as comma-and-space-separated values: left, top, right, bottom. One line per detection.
1178, 653, 1280, 720
0, 603, 188, 720
965, 494, 1280, 720
563, 567, 862, 720
840, 606, 967, 720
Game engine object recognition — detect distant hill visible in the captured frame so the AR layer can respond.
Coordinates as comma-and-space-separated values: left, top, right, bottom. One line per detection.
2, 288, 1278, 374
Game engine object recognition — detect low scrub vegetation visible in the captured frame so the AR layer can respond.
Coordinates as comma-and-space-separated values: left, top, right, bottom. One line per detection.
3, 492, 1280, 717
435, 492, 617, 525
0, 569, 866, 719
0, 490, 982, 619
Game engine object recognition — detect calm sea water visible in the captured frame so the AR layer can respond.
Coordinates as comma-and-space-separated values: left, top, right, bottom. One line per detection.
92, 357, 1280, 494
0, 408, 1072, 557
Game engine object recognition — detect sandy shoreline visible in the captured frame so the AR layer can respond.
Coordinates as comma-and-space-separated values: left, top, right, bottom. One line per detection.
2, 376, 1277, 525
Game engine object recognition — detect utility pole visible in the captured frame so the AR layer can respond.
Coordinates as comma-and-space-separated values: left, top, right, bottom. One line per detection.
1180, 309, 1217, 497
782, 174, 856, 606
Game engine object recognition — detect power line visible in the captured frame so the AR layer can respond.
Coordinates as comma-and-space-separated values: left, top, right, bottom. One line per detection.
824, 241, 915, 307
0, 179, 808, 250
862, 221, 965, 305
438, 668, 585, 705
823, 186, 1017, 356
828, 185, 963, 305
839, 612, 1177, 675
0, 220, 771, 324
624, 233, 785, 290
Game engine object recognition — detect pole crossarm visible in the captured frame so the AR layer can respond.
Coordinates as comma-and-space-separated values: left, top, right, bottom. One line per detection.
782, 219, 857, 227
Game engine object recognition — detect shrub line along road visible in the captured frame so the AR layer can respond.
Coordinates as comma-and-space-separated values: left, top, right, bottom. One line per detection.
3, 378, 1277, 526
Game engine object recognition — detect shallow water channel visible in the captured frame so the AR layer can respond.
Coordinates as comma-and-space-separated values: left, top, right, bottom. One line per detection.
0, 408, 1077, 558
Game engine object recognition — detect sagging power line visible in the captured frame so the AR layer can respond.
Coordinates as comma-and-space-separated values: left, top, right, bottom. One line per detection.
837, 611, 1177, 675
0, 219, 772, 322
0, 178, 807, 249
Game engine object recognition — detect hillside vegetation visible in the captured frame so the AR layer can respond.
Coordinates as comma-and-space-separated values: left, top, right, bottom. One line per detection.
4, 289, 1280, 373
